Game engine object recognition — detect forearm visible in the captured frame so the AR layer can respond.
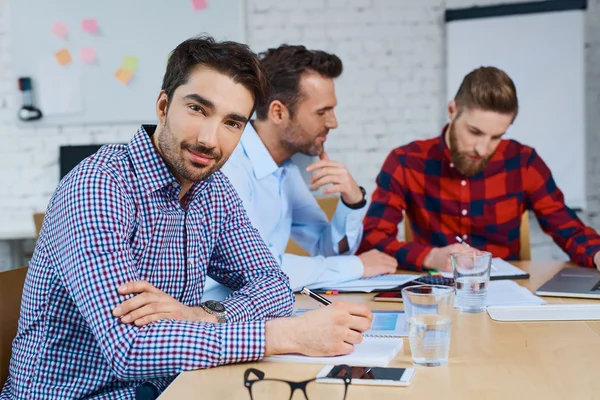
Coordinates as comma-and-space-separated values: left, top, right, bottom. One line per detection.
221, 268, 295, 322
111, 319, 267, 380
359, 232, 433, 272
330, 200, 366, 255
281, 253, 364, 291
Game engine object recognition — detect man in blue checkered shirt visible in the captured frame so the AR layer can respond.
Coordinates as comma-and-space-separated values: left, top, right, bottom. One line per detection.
1, 36, 373, 400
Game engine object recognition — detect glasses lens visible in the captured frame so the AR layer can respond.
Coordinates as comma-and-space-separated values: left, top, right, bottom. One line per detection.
305, 379, 348, 400
250, 380, 291, 400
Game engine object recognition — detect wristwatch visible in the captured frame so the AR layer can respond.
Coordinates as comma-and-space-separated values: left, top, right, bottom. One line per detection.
199, 300, 227, 323
341, 186, 367, 209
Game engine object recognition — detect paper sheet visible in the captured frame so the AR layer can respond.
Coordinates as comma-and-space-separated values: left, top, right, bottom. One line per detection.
36, 58, 83, 116
484, 280, 546, 307
441, 258, 528, 279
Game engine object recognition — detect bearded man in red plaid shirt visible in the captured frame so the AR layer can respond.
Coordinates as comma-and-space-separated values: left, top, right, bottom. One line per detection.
359, 66, 600, 272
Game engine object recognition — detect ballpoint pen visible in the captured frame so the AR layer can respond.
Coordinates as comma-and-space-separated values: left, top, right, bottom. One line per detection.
301, 287, 332, 306
455, 236, 497, 271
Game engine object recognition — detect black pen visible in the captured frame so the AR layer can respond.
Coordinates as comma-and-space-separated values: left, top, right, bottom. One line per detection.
301, 287, 331, 306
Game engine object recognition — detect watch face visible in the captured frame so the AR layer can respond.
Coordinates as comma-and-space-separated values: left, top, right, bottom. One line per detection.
205, 300, 225, 313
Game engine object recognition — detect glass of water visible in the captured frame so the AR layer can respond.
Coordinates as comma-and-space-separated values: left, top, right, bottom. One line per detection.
451, 250, 492, 313
402, 285, 454, 367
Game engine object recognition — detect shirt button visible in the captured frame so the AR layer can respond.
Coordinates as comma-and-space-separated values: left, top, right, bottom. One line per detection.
188, 258, 195, 266
171, 182, 178, 187
462, 234, 468, 240
450, 163, 454, 168
462, 209, 468, 216
461, 180, 467, 186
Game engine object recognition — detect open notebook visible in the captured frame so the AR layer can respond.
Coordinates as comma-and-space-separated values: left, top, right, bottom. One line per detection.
261, 311, 406, 367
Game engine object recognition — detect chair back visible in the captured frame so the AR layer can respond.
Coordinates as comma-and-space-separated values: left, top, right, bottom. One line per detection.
0, 267, 28, 387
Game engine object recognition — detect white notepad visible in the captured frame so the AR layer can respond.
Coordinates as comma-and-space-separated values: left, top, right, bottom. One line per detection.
261, 336, 404, 367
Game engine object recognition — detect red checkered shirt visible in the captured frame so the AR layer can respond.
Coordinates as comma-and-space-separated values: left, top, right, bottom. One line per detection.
359, 126, 600, 271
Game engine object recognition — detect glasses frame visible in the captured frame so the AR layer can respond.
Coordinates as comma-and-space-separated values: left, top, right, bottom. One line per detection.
244, 364, 352, 400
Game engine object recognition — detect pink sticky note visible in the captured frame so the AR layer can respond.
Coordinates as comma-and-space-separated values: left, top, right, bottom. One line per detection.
51, 22, 68, 39
80, 47, 96, 63
191, 0, 207, 11
82, 18, 98, 34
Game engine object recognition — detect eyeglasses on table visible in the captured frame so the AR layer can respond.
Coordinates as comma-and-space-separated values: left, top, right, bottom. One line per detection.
243, 364, 352, 400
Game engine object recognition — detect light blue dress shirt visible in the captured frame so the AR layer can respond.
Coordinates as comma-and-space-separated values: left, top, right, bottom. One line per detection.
203, 123, 365, 300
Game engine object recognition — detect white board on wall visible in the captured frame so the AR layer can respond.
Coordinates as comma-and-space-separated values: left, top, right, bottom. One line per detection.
9, 0, 246, 126
445, 1, 586, 210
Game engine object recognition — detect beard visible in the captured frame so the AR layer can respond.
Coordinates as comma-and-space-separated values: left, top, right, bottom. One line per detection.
448, 123, 491, 177
157, 118, 224, 184
282, 119, 328, 157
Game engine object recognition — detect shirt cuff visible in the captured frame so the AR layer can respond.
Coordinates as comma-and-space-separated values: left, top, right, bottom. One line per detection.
331, 199, 368, 253
216, 321, 266, 365
397, 242, 435, 272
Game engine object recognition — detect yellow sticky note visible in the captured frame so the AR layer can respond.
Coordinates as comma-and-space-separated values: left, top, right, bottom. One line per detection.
122, 56, 138, 72
55, 48, 72, 66
115, 67, 133, 85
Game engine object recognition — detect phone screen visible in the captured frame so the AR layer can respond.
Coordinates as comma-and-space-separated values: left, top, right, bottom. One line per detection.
326, 366, 406, 381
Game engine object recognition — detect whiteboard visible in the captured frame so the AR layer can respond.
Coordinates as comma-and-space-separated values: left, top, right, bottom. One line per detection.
9, 0, 246, 126
446, 7, 586, 210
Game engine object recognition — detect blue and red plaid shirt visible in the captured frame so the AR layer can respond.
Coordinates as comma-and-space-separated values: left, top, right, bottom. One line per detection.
0, 125, 294, 399
359, 126, 600, 271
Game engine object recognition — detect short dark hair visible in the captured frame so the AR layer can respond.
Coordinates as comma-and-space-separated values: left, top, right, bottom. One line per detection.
454, 66, 519, 120
162, 34, 270, 115
255, 45, 343, 120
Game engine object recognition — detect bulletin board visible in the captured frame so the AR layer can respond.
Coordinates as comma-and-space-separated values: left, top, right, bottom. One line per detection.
9, 0, 246, 126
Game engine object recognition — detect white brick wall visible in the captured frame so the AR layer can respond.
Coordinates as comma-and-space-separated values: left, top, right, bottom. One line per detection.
0, 0, 598, 268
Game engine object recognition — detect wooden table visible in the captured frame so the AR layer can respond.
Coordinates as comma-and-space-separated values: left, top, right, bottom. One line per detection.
160, 262, 600, 399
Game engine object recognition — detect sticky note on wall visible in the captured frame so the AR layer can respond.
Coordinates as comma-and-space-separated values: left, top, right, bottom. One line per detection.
82, 18, 98, 34
115, 67, 133, 85
191, 0, 208, 11
51, 22, 68, 39
80, 48, 96, 63
122, 56, 139, 72
55, 48, 73, 66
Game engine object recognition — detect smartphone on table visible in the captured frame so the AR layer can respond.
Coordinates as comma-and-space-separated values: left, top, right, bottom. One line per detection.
316, 365, 415, 387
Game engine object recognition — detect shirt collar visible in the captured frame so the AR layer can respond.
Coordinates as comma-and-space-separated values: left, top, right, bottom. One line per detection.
128, 124, 213, 194
437, 123, 452, 162
240, 122, 281, 180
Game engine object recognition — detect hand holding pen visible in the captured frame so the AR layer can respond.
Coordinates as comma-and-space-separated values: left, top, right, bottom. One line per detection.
455, 236, 497, 271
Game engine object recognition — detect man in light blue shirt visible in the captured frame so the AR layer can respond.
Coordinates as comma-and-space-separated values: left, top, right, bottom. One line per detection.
204, 45, 396, 300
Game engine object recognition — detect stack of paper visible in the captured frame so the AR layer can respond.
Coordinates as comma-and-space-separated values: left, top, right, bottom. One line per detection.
314, 274, 417, 293
484, 280, 546, 307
